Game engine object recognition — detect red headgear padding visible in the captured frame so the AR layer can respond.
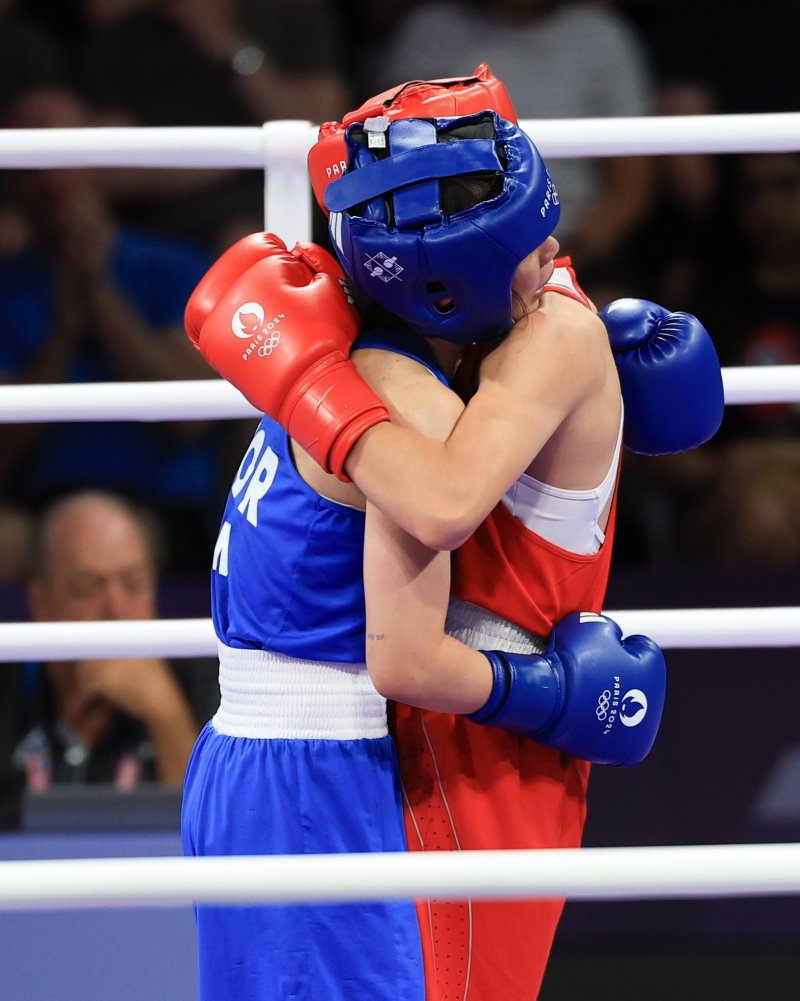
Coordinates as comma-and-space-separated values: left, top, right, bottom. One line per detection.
308, 64, 517, 216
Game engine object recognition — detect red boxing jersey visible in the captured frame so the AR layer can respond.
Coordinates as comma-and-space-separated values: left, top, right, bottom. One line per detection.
396, 258, 613, 1001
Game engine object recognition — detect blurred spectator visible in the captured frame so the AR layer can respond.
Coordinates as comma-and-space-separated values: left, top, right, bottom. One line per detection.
628, 0, 800, 306
677, 152, 800, 565
0, 0, 66, 122
0, 86, 228, 575
67, 0, 353, 250
0, 503, 34, 585
1, 490, 219, 817
646, 0, 800, 118
625, 152, 800, 567
337, 0, 426, 99
0, 646, 25, 828
368, 0, 657, 302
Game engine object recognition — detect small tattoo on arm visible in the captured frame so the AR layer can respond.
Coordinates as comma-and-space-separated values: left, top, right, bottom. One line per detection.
367, 633, 385, 642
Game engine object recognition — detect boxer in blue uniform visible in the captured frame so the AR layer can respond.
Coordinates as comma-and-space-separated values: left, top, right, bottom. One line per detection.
180, 405, 425, 1001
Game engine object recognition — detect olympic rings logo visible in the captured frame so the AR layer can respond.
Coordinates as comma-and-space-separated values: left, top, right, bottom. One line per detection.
257, 331, 282, 357
233, 303, 286, 363
595, 690, 612, 720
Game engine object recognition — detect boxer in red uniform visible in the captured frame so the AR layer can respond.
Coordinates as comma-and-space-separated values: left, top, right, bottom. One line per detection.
187, 69, 723, 1000
385, 261, 618, 1001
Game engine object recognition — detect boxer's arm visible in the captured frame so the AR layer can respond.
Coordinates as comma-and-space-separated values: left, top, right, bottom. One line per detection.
364, 502, 493, 713
365, 475, 665, 766
356, 298, 664, 761
187, 233, 599, 543
350, 293, 724, 547
348, 302, 604, 550
357, 349, 494, 712
360, 358, 665, 765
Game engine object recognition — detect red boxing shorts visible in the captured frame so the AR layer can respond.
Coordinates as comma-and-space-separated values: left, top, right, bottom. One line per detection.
394, 705, 590, 1001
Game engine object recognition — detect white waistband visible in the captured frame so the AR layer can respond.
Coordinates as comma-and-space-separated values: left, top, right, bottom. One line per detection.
445, 600, 548, 656
213, 643, 388, 740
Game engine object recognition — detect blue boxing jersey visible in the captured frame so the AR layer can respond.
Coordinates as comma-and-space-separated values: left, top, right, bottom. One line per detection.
210, 326, 448, 666
211, 415, 367, 663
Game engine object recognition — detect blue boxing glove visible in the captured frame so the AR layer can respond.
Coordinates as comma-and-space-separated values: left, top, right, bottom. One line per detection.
467, 612, 666, 766
599, 297, 724, 455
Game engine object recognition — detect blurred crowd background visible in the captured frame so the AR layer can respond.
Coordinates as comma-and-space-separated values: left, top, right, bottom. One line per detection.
1, 0, 798, 586
0, 0, 798, 814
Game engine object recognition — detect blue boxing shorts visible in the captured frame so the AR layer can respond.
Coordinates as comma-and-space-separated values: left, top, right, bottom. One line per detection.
181, 646, 424, 1001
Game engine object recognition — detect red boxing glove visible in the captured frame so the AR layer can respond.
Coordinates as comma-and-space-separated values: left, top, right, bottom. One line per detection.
308, 63, 517, 215
185, 232, 389, 481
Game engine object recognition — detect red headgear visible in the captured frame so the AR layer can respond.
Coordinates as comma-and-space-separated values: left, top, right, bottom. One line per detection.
308, 64, 517, 216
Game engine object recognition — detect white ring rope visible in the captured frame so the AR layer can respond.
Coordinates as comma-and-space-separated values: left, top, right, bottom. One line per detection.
0, 125, 271, 169
2, 113, 799, 244
0, 365, 798, 425
0, 618, 216, 662
1, 843, 800, 911
0, 607, 796, 663
0, 379, 258, 423
1, 113, 800, 168
719, 365, 800, 406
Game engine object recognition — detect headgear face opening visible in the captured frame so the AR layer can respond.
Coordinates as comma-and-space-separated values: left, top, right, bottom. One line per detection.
324, 111, 560, 344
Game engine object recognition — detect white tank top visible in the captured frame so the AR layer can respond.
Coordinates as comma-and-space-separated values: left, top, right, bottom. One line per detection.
501, 405, 624, 555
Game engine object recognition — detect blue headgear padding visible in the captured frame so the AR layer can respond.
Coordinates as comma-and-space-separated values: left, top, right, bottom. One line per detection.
325, 111, 560, 344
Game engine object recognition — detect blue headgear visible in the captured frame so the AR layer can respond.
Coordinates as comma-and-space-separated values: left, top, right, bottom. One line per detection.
324, 111, 559, 344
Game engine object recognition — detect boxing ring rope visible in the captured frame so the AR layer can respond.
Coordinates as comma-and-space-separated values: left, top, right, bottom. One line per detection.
2, 112, 799, 166
2, 112, 800, 246
0, 364, 798, 425
1, 114, 799, 916
0, 606, 797, 663
2, 843, 800, 911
